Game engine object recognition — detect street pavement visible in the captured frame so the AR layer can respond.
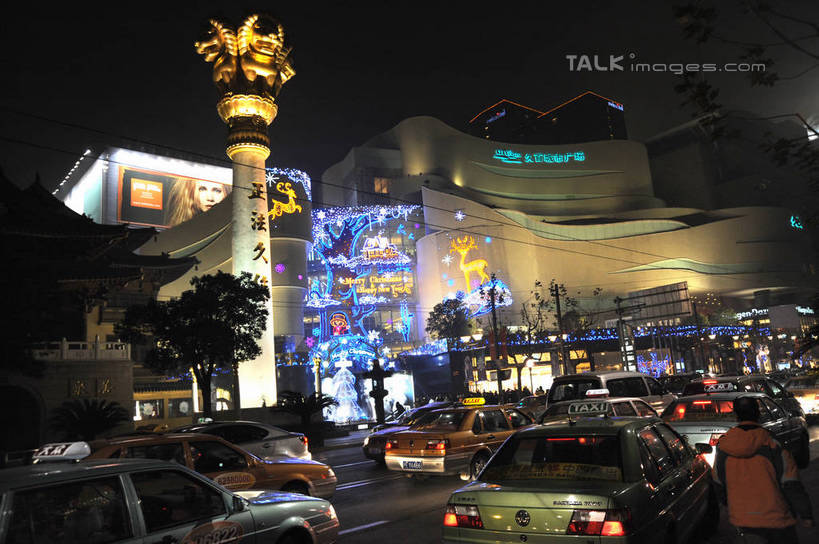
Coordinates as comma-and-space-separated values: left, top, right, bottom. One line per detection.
313, 426, 819, 543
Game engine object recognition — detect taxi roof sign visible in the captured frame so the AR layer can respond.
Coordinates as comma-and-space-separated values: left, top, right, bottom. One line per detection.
704, 382, 735, 393
33, 442, 91, 462
585, 388, 610, 398
462, 397, 486, 406
567, 401, 610, 415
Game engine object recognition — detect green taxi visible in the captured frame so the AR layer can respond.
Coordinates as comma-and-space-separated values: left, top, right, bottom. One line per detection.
443, 403, 718, 543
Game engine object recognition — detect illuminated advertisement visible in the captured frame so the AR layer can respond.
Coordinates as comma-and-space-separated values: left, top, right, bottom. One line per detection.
117, 166, 231, 228
266, 167, 312, 241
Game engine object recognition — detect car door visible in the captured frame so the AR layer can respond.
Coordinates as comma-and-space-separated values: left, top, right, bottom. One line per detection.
187, 440, 266, 491
764, 379, 803, 417
655, 423, 709, 541
637, 426, 687, 536
479, 409, 513, 450
760, 397, 795, 448
127, 468, 255, 544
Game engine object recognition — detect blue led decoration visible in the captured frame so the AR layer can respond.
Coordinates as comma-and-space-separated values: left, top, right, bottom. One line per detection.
636, 352, 670, 377
266, 167, 312, 201
485, 236, 492, 244
493, 149, 586, 165
790, 215, 804, 230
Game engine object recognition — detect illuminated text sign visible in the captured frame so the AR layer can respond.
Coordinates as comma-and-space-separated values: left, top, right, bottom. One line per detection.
493, 149, 586, 165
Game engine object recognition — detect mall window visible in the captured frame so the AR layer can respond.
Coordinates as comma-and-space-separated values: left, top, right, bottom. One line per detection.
135, 399, 163, 421
374, 177, 390, 194
168, 398, 193, 418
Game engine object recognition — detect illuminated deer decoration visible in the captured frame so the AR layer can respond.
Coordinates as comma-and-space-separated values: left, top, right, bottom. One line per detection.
268, 182, 302, 219
450, 236, 490, 289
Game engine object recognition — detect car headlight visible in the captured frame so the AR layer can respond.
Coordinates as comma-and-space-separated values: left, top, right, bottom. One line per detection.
328, 468, 336, 479
328, 504, 338, 520
363, 436, 370, 446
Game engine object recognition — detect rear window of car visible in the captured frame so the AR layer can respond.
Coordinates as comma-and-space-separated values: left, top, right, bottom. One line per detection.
479, 435, 622, 482
413, 411, 466, 431
662, 399, 735, 421
786, 377, 819, 389
549, 379, 600, 402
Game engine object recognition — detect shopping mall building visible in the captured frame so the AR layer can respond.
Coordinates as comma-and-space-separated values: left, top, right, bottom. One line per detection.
51, 91, 817, 422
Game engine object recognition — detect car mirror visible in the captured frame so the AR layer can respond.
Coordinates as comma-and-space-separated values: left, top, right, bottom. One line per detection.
695, 443, 713, 455
232, 495, 247, 513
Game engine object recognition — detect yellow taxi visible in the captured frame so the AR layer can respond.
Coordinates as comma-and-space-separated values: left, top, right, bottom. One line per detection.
384, 399, 533, 479
88, 432, 336, 498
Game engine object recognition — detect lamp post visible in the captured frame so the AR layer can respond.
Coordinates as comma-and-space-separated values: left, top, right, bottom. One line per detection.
526, 359, 535, 393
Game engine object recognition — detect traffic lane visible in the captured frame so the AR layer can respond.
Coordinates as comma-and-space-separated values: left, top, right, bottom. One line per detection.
334, 473, 460, 542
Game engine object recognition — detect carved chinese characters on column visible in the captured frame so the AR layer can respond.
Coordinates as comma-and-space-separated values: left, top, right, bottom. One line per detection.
250, 211, 267, 231
253, 274, 268, 287
70, 379, 88, 397
252, 242, 268, 263
248, 182, 266, 200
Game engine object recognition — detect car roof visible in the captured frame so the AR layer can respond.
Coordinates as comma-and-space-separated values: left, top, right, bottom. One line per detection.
547, 396, 647, 406
0, 459, 178, 491
518, 416, 660, 437
93, 432, 221, 447
673, 391, 767, 401
552, 371, 647, 381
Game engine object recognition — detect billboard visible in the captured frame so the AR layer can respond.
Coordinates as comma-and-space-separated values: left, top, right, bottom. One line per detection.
117, 166, 231, 228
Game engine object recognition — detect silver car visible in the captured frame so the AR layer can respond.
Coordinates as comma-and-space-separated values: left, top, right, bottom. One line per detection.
0, 442, 338, 543
174, 420, 311, 460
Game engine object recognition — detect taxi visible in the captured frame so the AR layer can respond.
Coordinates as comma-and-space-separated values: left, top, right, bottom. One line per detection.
539, 389, 657, 423
443, 406, 718, 543
661, 390, 810, 468
384, 398, 533, 479
87, 432, 337, 498
0, 442, 339, 544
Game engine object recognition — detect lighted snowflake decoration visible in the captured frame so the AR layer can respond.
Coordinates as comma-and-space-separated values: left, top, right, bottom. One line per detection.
316, 210, 326, 220
454, 209, 466, 222
274, 263, 286, 274
367, 330, 381, 343
304, 337, 315, 348
442, 254, 453, 266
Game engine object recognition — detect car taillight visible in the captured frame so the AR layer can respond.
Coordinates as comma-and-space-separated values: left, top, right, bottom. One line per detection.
566, 509, 630, 536
427, 439, 449, 453
703, 379, 717, 385
709, 433, 724, 446
386, 439, 398, 450
299, 435, 308, 448
444, 504, 483, 529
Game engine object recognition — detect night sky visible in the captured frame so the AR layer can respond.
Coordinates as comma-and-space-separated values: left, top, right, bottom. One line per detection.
1, 1, 817, 198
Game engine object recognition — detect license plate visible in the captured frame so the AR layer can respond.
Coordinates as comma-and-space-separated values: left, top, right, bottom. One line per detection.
402, 460, 423, 470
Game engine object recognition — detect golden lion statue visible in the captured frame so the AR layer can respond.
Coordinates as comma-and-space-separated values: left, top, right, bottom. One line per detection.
196, 14, 295, 99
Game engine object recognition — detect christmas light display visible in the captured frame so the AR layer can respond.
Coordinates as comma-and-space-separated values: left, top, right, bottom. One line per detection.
266, 167, 312, 202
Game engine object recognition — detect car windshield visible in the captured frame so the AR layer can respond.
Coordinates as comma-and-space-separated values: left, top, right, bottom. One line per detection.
413, 411, 465, 431
479, 435, 622, 482
662, 399, 735, 421
549, 379, 600, 402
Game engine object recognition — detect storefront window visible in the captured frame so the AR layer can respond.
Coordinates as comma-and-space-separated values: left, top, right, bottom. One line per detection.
134, 399, 163, 421
168, 398, 193, 418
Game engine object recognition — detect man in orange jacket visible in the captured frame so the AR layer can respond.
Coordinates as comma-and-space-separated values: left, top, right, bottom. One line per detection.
713, 395, 814, 543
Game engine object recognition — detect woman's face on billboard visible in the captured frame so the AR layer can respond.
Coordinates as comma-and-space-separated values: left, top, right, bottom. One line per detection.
196, 181, 226, 211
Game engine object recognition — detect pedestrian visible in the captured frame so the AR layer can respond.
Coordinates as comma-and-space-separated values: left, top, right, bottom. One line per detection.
535, 385, 545, 395
393, 401, 405, 416
713, 396, 814, 543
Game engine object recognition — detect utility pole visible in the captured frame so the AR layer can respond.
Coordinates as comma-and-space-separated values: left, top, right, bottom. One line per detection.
488, 278, 505, 403
550, 283, 568, 376
692, 302, 707, 371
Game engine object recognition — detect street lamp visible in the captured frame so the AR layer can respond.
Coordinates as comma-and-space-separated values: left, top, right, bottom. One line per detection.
526, 359, 535, 393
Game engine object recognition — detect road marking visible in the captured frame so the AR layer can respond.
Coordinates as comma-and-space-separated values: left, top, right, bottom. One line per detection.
338, 520, 389, 536
336, 474, 403, 491
333, 460, 372, 468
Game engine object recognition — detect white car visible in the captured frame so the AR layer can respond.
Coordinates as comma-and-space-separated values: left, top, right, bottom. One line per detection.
174, 421, 311, 460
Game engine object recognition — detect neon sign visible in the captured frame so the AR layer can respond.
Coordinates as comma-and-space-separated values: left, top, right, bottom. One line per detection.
492, 149, 586, 164
486, 108, 506, 124
790, 215, 804, 230
607, 101, 624, 111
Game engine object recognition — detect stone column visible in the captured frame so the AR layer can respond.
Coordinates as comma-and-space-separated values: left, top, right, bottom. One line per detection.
219, 95, 280, 408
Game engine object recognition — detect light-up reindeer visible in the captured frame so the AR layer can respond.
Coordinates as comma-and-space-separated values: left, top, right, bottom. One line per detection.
268, 182, 302, 219
450, 236, 489, 289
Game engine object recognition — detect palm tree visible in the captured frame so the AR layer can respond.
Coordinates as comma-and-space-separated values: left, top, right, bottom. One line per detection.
275, 391, 338, 429
50, 399, 130, 441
